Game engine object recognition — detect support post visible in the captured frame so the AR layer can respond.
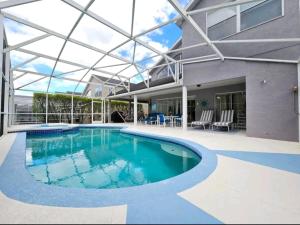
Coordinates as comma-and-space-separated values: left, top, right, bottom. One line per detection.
0, 14, 4, 135
298, 63, 300, 142
128, 99, 132, 117
101, 98, 104, 123
108, 100, 111, 123
10, 90, 14, 126
236, 5, 241, 32
175, 62, 179, 83
91, 98, 94, 124
134, 95, 138, 126
8, 70, 14, 127
46, 93, 48, 124
0, 80, 2, 136
8, 89, 13, 127
103, 98, 106, 124
71, 95, 74, 124
3, 52, 10, 134
182, 86, 188, 130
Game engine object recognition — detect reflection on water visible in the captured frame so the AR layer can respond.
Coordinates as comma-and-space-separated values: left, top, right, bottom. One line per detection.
26, 128, 201, 189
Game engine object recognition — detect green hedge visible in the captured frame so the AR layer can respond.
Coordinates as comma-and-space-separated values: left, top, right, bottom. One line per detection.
32, 93, 139, 123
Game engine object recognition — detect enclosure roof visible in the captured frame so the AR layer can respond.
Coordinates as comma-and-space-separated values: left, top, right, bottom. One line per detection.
2, 0, 300, 98
2, 0, 191, 96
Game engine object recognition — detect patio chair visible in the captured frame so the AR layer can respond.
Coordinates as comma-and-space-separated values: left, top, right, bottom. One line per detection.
212, 110, 234, 132
191, 110, 214, 130
143, 113, 159, 125
157, 114, 170, 127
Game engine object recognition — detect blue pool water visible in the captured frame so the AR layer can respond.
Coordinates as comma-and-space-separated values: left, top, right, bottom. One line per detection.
25, 128, 201, 189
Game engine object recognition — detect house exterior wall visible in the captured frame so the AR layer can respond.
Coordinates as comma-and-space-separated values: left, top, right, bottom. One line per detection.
183, 59, 298, 141
184, 60, 247, 85
246, 62, 298, 141
179, 0, 300, 141
182, 0, 300, 60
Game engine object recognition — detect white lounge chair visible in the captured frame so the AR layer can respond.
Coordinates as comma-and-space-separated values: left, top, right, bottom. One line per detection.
191, 110, 214, 130
213, 110, 234, 132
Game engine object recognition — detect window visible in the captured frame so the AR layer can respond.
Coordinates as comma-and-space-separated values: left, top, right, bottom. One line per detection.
207, 0, 284, 40
151, 103, 157, 113
156, 67, 169, 80
207, 7, 237, 40
170, 54, 182, 77
152, 54, 182, 81
86, 90, 92, 97
108, 87, 114, 96
95, 87, 102, 97
208, 16, 237, 40
241, 0, 283, 31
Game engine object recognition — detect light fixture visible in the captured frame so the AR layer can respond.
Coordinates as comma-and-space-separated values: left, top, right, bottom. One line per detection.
261, 80, 267, 85
292, 86, 298, 93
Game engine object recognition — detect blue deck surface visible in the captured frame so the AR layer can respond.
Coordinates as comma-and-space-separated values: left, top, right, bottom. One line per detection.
2, 126, 299, 223
215, 150, 300, 174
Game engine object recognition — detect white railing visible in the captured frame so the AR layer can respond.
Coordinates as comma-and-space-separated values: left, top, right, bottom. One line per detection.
4, 112, 106, 125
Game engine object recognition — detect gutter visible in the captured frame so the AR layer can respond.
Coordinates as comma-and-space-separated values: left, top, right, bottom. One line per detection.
107, 82, 182, 99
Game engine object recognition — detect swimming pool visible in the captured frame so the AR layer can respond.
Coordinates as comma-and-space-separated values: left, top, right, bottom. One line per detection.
25, 127, 201, 189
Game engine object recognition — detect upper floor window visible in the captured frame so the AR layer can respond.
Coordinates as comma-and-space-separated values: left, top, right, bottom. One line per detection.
170, 54, 182, 76
86, 90, 92, 97
207, 6, 237, 40
207, 0, 283, 40
108, 87, 114, 96
240, 0, 283, 30
95, 87, 102, 97
154, 54, 181, 80
156, 66, 169, 79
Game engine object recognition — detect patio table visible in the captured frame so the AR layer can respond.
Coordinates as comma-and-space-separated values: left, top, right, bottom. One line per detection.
165, 116, 180, 127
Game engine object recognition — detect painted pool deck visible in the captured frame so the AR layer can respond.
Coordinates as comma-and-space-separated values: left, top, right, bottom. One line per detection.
1, 123, 300, 224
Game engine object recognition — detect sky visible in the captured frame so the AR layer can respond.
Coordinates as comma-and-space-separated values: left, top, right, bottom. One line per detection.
3, 0, 191, 96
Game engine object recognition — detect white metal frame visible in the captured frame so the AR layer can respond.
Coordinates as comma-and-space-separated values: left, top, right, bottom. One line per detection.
0, 0, 298, 130
0, 15, 3, 134
1, 0, 298, 94
298, 62, 300, 142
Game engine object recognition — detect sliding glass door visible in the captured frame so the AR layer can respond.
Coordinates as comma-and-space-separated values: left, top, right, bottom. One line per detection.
215, 91, 246, 128
153, 98, 195, 122
188, 100, 196, 122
